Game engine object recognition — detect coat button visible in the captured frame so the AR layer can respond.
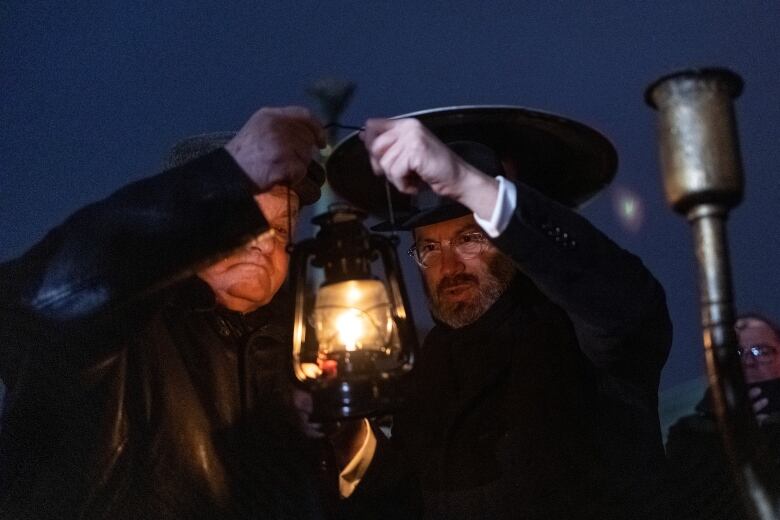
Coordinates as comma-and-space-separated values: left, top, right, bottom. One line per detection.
217, 317, 231, 337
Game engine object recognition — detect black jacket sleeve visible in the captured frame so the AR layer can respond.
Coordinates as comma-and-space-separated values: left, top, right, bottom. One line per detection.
0, 149, 268, 385
492, 181, 672, 385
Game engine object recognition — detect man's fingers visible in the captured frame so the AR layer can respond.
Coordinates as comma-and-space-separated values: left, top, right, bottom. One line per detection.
281, 115, 327, 150
364, 120, 401, 178
369, 128, 400, 160
286, 136, 318, 167
364, 121, 399, 176
287, 162, 309, 186
264, 106, 326, 149
299, 117, 327, 149
378, 141, 405, 180
381, 142, 426, 194
749, 386, 769, 417
292, 388, 326, 439
753, 397, 770, 413
369, 155, 383, 176
384, 160, 422, 194
362, 118, 396, 148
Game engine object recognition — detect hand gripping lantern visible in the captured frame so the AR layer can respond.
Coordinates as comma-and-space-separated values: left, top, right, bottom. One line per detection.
289, 206, 417, 421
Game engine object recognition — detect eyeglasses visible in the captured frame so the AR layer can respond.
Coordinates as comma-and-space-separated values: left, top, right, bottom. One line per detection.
737, 344, 778, 364
407, 230, 489, 269
249, 227, 292, 249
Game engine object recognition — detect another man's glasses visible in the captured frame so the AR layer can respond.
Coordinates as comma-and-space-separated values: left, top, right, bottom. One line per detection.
407, 230, 489, 269
737, 344, 778, 364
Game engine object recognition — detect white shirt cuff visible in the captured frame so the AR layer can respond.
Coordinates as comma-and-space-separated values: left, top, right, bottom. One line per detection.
338, 419, 376, 498
473, 176, 517, 238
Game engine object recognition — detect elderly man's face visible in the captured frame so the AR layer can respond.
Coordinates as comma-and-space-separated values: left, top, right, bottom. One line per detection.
736, 317, 780, 384
198, 186, 299, 313
414, 214, 515, 329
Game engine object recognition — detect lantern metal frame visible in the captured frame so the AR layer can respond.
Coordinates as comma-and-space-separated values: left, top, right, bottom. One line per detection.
289, 205, 418, 421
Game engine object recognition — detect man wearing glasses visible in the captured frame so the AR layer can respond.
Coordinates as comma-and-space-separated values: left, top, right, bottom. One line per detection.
666, 313, 780, 519
736, 314, 780, 401
335, 117, 673, 519
0, 107, 333, 519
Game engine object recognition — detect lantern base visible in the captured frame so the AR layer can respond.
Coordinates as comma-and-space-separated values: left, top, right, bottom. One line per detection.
310, 376, 407, 422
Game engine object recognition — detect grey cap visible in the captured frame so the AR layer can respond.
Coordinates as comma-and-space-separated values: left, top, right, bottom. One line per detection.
164, 132, 325, 206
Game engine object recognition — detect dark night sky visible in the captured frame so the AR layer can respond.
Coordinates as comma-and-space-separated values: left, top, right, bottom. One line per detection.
1, 1, 779, 392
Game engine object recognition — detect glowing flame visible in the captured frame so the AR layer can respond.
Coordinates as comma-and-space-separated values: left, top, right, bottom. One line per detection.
336, 309, 364, 351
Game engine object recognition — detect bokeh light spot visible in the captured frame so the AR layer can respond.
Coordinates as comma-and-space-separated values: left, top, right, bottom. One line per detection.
611, 185, 645, 233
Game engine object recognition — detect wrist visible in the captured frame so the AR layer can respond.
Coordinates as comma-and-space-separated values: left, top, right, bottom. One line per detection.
452, 162, 501, 220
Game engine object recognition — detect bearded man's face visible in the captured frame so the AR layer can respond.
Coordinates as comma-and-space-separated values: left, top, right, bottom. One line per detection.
414, 215, 515, 329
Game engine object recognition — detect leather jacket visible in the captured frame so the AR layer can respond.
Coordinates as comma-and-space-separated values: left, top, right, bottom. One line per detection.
0, 150, 329, 519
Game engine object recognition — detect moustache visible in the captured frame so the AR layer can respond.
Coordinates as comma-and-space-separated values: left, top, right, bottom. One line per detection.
437, 274, 479, 296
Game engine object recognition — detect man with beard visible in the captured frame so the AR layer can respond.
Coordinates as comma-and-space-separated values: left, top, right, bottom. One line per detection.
0, 106, 335, 519
334, 117, 673, 519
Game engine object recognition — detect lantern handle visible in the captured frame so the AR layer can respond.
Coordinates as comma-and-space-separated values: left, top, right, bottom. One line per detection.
384, 179, 398, 241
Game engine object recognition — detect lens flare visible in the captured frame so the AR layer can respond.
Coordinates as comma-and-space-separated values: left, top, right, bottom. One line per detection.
611, 185, 644, 233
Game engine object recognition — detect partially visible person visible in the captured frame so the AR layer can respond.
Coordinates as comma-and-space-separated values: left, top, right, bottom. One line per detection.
736, 314, 780, 419
0, 107, 334, 519
665, 313, 780, 520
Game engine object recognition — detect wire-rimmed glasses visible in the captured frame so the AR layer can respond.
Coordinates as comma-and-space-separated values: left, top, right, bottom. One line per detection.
407, 231, 489, 269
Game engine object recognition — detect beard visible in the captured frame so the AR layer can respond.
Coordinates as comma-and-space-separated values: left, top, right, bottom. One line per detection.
425, 252, 516, 329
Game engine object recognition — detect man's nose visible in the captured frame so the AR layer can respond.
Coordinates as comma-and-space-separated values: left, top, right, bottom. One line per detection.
740, 353, 758, 367
250, 230, 278, 255
438, 245, 464, 276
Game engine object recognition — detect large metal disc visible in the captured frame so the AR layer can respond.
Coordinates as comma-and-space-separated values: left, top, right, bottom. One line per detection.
326, 105, 618, 217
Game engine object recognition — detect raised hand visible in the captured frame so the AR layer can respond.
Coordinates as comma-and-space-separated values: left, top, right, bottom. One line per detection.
226, 106, 326, 192
360, 118, 499, 219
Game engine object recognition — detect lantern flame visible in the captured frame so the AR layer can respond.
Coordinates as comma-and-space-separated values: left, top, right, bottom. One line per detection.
336, 309, 364, 351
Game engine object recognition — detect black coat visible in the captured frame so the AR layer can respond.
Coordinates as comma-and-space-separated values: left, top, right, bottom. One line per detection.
665, 392, 780, 520
0, 150, 330, 519
341, 183, 673, 519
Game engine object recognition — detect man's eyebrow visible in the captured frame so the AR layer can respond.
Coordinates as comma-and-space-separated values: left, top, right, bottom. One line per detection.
417, 223, 482, 243
454, 223, 482, 235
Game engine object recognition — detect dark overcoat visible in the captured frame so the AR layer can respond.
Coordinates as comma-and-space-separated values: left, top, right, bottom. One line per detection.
341, 183, 673, 519
0, 150, 330, 519
665, 392, 780, 520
